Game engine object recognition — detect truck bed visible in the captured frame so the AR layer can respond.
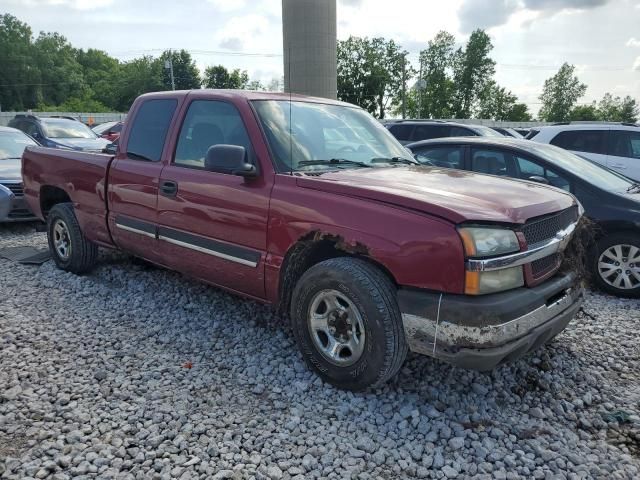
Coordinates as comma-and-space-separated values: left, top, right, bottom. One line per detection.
22, 146, 115, 247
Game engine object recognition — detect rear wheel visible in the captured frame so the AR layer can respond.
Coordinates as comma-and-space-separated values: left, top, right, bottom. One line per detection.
592, 232, 640, 298
47, 203, 97, 274
290, 257, 407, 391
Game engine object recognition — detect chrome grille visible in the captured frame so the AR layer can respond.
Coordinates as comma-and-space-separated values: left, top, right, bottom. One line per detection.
1, 183, 24, 196
521, 206, 578, 247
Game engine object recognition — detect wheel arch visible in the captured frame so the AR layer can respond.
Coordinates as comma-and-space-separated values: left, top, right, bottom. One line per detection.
276, 230, 398, 316
40, 185, 72, 218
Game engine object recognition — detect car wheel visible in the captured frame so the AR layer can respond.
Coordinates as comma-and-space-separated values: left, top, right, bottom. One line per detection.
290, 257, 407, 391
592, 233, 640, 298
47, 203, 98, 274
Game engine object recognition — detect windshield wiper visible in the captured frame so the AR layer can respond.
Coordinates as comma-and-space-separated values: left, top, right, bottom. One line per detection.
127, 151, 154, 162
626, 183, 640, 193
297, 158, 372, 168
370, 156, 418, 166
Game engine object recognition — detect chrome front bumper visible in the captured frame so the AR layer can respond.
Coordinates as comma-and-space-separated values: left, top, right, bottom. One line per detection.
398, 272, 584, 370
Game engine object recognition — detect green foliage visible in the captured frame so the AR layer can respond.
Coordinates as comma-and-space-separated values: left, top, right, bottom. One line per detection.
451, 30, 496, 118
337, 36, 411, 118
202, 65, 249, 89
598, 93, 639, 123
113, 56, 165, 111
569, 103, 599, 121
160, 50, 201, 90
36, 94, 110, 113
538, 63, 587, 122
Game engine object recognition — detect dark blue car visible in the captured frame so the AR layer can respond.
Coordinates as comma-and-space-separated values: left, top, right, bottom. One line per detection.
8, 114, 110, 152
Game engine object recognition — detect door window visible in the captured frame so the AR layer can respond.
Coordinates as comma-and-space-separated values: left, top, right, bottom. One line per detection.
412, 125, 450, 141
515, 156, 571, 191
413, 146, 463, 168
608, 130, 640, 159
174, 100, 252, 170
127, 99, 178, 162
450, 126, 474, 137
388, 124, 414, 141
471, 149, 509, 176
550, 130, 606, 155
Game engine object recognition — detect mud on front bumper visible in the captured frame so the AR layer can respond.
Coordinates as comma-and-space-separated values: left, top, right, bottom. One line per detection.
398, 272, 583, 371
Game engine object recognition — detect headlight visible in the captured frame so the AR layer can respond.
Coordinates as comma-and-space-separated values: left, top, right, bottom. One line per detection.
465, 267, 524, 295
458, 227, 520, 257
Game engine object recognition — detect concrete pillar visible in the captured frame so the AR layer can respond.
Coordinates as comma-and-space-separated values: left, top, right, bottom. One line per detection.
282, 0, 337, 99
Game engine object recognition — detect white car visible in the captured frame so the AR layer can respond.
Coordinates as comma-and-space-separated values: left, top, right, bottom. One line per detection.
528, 123, 640, 181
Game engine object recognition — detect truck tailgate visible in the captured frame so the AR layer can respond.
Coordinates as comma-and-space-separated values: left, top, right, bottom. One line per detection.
22, 146, 114, 247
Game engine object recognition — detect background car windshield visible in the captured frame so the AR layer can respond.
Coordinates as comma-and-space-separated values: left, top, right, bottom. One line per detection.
0, 131, 37, 159
473, 125, 504, 137
93, 121, 117, 135
252, 100, 410, 172
42, 119, 97, 139
527, 142, 634, 191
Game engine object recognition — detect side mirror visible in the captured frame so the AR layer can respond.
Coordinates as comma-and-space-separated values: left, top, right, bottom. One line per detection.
104, 143, 117, 155
205, 144, 257, 178
528, 175, 550, 185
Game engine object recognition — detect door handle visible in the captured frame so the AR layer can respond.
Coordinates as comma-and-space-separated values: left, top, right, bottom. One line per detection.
160, 180, 178, 197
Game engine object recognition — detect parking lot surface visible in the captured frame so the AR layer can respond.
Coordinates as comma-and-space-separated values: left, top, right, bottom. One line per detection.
1, 224, 639, 479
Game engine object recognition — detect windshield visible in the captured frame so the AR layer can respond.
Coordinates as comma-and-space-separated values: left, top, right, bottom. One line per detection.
0, 131, 37, 159
252, 100, 411, 172
526, 142, 635, 192
42, 119, 97, 139
92, 121, 117, 135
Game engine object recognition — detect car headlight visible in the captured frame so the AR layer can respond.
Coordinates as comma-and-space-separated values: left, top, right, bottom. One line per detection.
458, 227, 520, 257
464, 267, 524, 295
458, 227, 523, 295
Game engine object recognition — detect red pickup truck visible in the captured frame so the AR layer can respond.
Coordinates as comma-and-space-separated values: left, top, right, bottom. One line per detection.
22, 90, 584, 390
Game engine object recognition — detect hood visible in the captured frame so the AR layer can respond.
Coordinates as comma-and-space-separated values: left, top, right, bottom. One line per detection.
296, 166, 576, 224
50, 137, 110, 151
0, 159, 21, 181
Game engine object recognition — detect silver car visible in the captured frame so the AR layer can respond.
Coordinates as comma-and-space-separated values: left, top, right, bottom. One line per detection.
0, 126, 38, 222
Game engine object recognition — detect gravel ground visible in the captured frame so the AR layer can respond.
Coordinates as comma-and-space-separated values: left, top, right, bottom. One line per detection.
1, 222, 639, 480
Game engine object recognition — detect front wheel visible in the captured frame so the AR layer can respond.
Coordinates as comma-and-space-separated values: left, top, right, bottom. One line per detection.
47, 203, 98, 274
592, 232, 640, 298
290, 257, 407, 391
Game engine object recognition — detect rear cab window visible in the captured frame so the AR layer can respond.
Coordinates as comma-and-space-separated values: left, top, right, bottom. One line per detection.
126, 98, 178, 162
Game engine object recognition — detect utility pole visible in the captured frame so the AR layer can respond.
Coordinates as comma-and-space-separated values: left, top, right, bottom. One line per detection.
401, 55, 406, 119
164, 50, 175, 91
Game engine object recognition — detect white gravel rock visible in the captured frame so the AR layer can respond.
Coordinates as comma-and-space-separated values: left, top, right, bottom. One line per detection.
0, 223, 639, 479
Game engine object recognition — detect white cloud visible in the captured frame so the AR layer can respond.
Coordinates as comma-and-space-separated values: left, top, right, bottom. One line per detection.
18, 0, 114, 9
627, 37, 640, 48
633, 56, 640, 71
215, 14, 273, 51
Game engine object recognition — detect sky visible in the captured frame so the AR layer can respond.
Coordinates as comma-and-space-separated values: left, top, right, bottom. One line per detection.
3, 0, 640, 115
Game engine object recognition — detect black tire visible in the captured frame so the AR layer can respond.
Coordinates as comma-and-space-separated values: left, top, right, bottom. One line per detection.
290, 257, 407, 391
591, 232, 640, 298
47, 203, 98, 274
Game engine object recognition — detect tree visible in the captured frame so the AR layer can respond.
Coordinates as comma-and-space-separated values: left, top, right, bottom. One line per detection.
538, 63, 587, 122
410, 31, 456, 119
569, 103, 599, 121
202, 65, 249, 89
75, 48, 121, 109
160, 50, 201, 90
451, 29, 496, 118
337, 36, 411, 118
114, 56, 164, 111
507, 103, 532, 122
598, 93, 639, 123
0, 14, 39, 110
476, 81, 518, 120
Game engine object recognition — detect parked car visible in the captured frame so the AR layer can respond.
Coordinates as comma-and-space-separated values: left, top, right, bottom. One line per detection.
385, 120, 503, 145
527, 122, 640, 181
0, 126, 38, 222
9, 114, 110, 152
407, 136, 640, 297
491, 126, 525, 139
92, 121, 124, 142
22, 90, 583, 390
513, 128, 532, 137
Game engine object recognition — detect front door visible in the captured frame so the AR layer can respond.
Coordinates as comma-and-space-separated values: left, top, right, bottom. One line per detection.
156, 98, 271, 298
108, 97, 179, 264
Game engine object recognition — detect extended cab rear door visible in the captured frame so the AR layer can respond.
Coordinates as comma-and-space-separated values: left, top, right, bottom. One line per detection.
107, 95, 181, 264
155, 94, 272, 298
